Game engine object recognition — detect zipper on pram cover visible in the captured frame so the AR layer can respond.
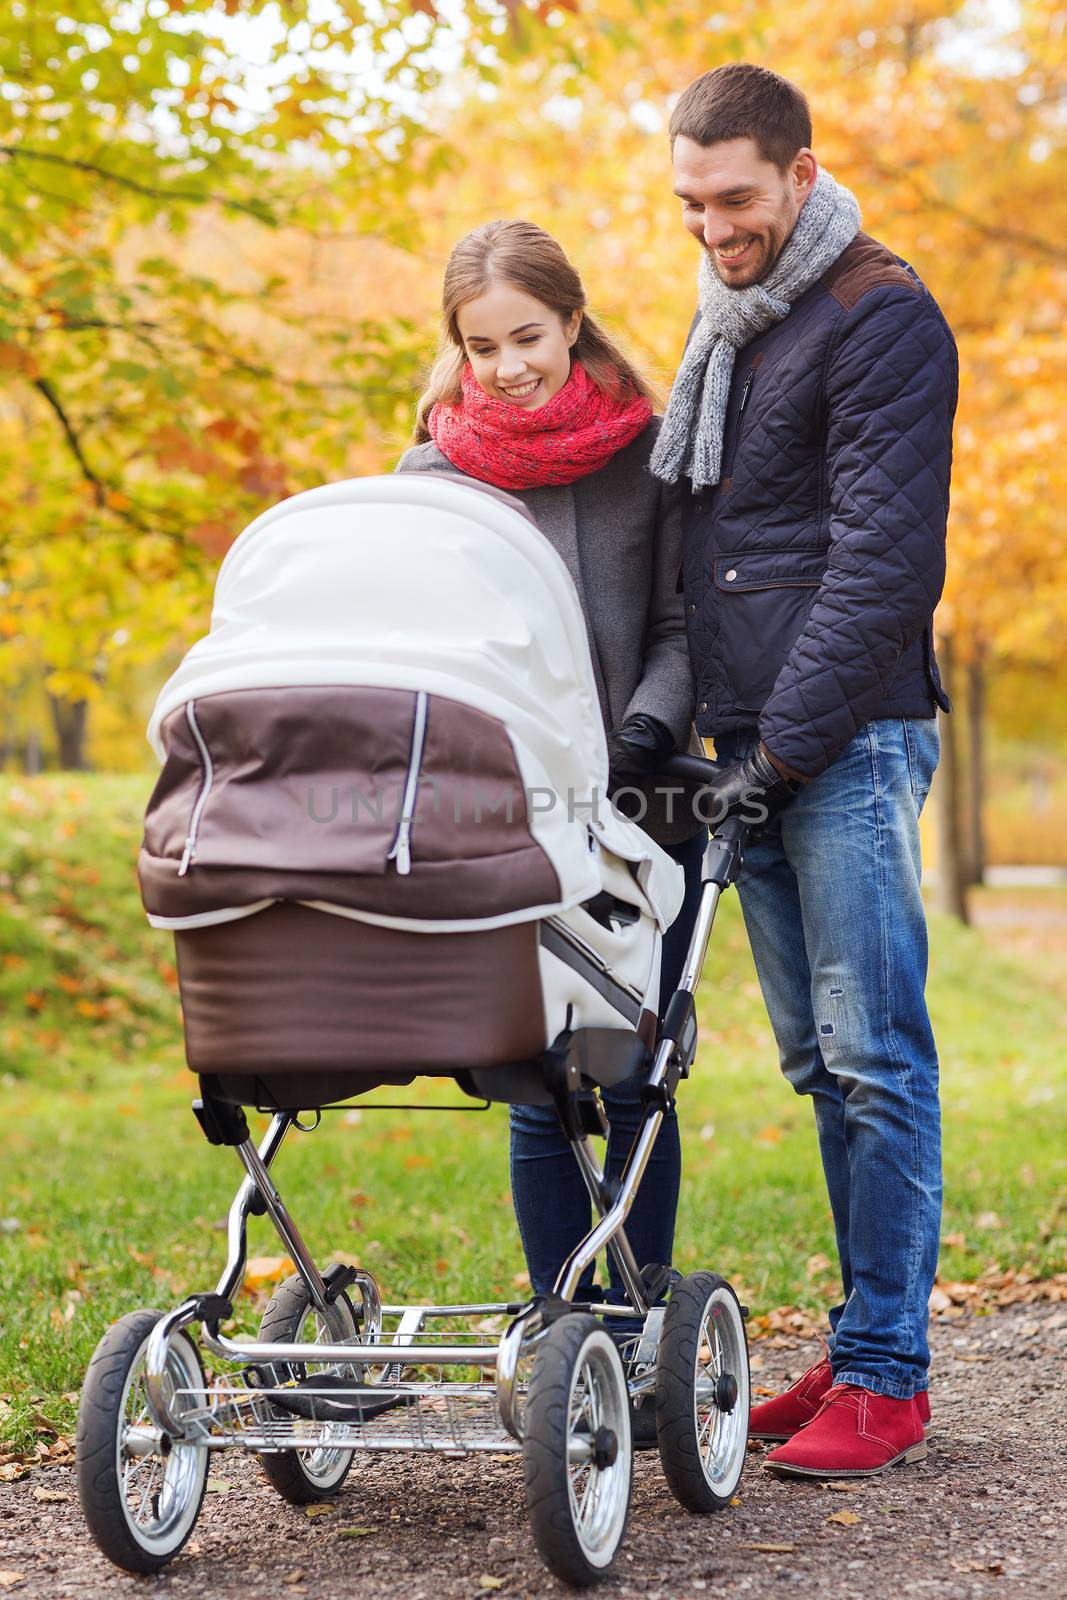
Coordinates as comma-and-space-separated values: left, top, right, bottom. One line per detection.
177, 700, 214, 877
386, 690, 429, 877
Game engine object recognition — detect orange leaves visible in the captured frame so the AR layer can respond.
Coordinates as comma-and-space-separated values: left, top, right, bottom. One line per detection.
74, 997, 114, 1020
149, 424, 228, 480
746, 1305, 825, 1340
188, 518, 236, 558
929, 1268, 1067, 1315
243, 1256, 296, 1292
238, 456, 289, 500
0, 344, 38, 379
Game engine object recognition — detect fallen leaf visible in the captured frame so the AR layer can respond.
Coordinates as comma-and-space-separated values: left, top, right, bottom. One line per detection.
244, 1256, 296, 1291
0, 1577, 26, 1591
337, 1527, 377, 1539
305, 1503, 334, 1518
828, 1509, 861, 1526
31, 1488, 70, 1503
975, 1211, 1003, 1230
739, 1542, 796, 1553
729, 1495, 742, 1507
205, 1478, 232, 1494
753, 1386, 778, 1398
478, 1580, 504, 1592
283, 1571, 305, 1585
928, 1285, 952, 1314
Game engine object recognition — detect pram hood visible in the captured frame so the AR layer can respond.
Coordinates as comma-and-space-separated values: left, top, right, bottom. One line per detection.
144, 475, 684, 934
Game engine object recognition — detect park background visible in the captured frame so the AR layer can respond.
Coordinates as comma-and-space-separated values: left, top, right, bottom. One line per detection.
0, 0, 1065, 1466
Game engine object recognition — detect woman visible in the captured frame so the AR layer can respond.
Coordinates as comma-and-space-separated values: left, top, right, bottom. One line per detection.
396, 219, 705, 1310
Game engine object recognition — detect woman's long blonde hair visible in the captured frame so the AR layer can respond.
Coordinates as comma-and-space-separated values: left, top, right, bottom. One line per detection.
413, 219, 655, 443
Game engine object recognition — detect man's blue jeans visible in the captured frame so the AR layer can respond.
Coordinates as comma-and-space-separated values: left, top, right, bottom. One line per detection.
716, 718, 942, 1400
509, 829, 706, 1299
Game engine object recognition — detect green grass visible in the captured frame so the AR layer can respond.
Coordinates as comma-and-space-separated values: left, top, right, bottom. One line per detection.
1, 775, 1065, 1453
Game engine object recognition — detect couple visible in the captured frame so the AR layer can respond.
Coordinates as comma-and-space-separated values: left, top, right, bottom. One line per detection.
397, 63, 958, 1482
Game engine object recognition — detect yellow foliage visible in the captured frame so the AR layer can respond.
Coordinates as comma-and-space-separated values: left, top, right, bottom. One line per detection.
2, 0, 1065, 766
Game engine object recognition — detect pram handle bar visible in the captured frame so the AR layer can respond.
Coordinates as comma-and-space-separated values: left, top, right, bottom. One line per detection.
551, 807, 744, 1306
656, 751, 723, 785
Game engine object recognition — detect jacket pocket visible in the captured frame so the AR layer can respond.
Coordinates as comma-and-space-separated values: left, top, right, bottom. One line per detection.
713, 546, 827, 713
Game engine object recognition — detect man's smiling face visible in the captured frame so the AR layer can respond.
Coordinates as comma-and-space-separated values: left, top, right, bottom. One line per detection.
672, 135, 816, 288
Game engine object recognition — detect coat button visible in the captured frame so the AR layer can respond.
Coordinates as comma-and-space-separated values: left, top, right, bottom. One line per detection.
688, 604, 696, 614
699, 701, 708, 713
724, 568, 738, 582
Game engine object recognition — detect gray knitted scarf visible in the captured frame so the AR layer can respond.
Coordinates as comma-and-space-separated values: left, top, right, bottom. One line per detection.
651, 169, 862, 490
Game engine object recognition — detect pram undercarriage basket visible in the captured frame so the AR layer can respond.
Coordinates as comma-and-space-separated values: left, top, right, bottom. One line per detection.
76, 478, 754, 1587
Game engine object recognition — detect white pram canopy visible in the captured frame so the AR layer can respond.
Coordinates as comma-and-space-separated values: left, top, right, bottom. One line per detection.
146, 475, 684, 935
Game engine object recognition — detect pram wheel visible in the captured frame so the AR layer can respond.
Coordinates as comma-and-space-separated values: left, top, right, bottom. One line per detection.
655, 1272, 749, 1512
522, 1314, 632, 1587
256, 1272, 359, 1503
76, 1309, 209, 1573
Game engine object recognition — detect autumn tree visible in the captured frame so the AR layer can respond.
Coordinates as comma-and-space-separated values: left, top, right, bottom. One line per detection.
3, 0, 1065, 822
0, 0, 463, 764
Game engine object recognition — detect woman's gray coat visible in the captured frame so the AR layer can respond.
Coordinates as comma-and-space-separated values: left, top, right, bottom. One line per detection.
395, 419, 701, 845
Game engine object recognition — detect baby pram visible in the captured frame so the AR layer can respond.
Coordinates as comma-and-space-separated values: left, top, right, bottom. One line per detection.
76, 475, 751, 1587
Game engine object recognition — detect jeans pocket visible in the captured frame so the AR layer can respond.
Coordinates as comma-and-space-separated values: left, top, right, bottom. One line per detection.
902, 717, 940, 812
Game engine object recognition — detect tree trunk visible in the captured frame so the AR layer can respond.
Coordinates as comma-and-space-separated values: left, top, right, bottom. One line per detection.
935, 637, 969, 923
965, 652, 986, 887
48, 695, 90, 770
25, 727, 42, 775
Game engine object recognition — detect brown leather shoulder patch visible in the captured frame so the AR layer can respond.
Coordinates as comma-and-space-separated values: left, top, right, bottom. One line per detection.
821, 232, 919, 311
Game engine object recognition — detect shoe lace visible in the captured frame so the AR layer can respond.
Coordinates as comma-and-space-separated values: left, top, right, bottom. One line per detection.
808, 1382, 865, 1425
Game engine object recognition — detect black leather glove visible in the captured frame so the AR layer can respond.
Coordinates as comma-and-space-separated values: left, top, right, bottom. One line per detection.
698, 743, 799, 828
606, 714, 677, 793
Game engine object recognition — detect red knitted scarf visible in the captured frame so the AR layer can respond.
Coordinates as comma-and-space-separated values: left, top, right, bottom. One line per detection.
428, 361, 653, 491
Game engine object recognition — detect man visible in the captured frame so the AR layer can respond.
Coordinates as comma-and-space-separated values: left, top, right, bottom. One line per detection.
651, 63, 957, 1478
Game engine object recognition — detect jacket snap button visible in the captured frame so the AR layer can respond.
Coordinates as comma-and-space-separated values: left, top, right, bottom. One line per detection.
724, 568, 738, 582
699, 701, 708, 712
688, 604, 696, 614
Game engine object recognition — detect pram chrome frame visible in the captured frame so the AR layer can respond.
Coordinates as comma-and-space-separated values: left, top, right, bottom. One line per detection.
139, 815, 744, 1449
79, 807, 752, 1587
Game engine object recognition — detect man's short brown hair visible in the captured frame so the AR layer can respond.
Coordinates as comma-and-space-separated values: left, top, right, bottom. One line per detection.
669, 64, 812, 170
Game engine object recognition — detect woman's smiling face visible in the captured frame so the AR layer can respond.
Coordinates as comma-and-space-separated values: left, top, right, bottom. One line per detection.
456, 281, 580, 409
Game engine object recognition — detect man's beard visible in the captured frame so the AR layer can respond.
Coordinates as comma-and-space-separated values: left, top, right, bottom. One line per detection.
708, 209, 793, 287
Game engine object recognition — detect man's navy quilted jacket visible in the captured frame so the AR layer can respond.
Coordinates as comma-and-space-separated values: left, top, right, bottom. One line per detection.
679, 232, 959, 780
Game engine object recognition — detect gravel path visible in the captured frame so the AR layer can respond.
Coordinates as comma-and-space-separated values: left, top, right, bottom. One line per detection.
2, 1301, 1065, 1599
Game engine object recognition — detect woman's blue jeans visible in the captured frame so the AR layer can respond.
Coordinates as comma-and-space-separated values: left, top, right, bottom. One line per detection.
717, 718, 942, 1400
509, 829, 706, 1299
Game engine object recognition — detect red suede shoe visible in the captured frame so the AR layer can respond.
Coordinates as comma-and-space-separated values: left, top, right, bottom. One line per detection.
763, 1384, 928, 1479
749, 1356, 834, 1441
750, 1358, 931, 1442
